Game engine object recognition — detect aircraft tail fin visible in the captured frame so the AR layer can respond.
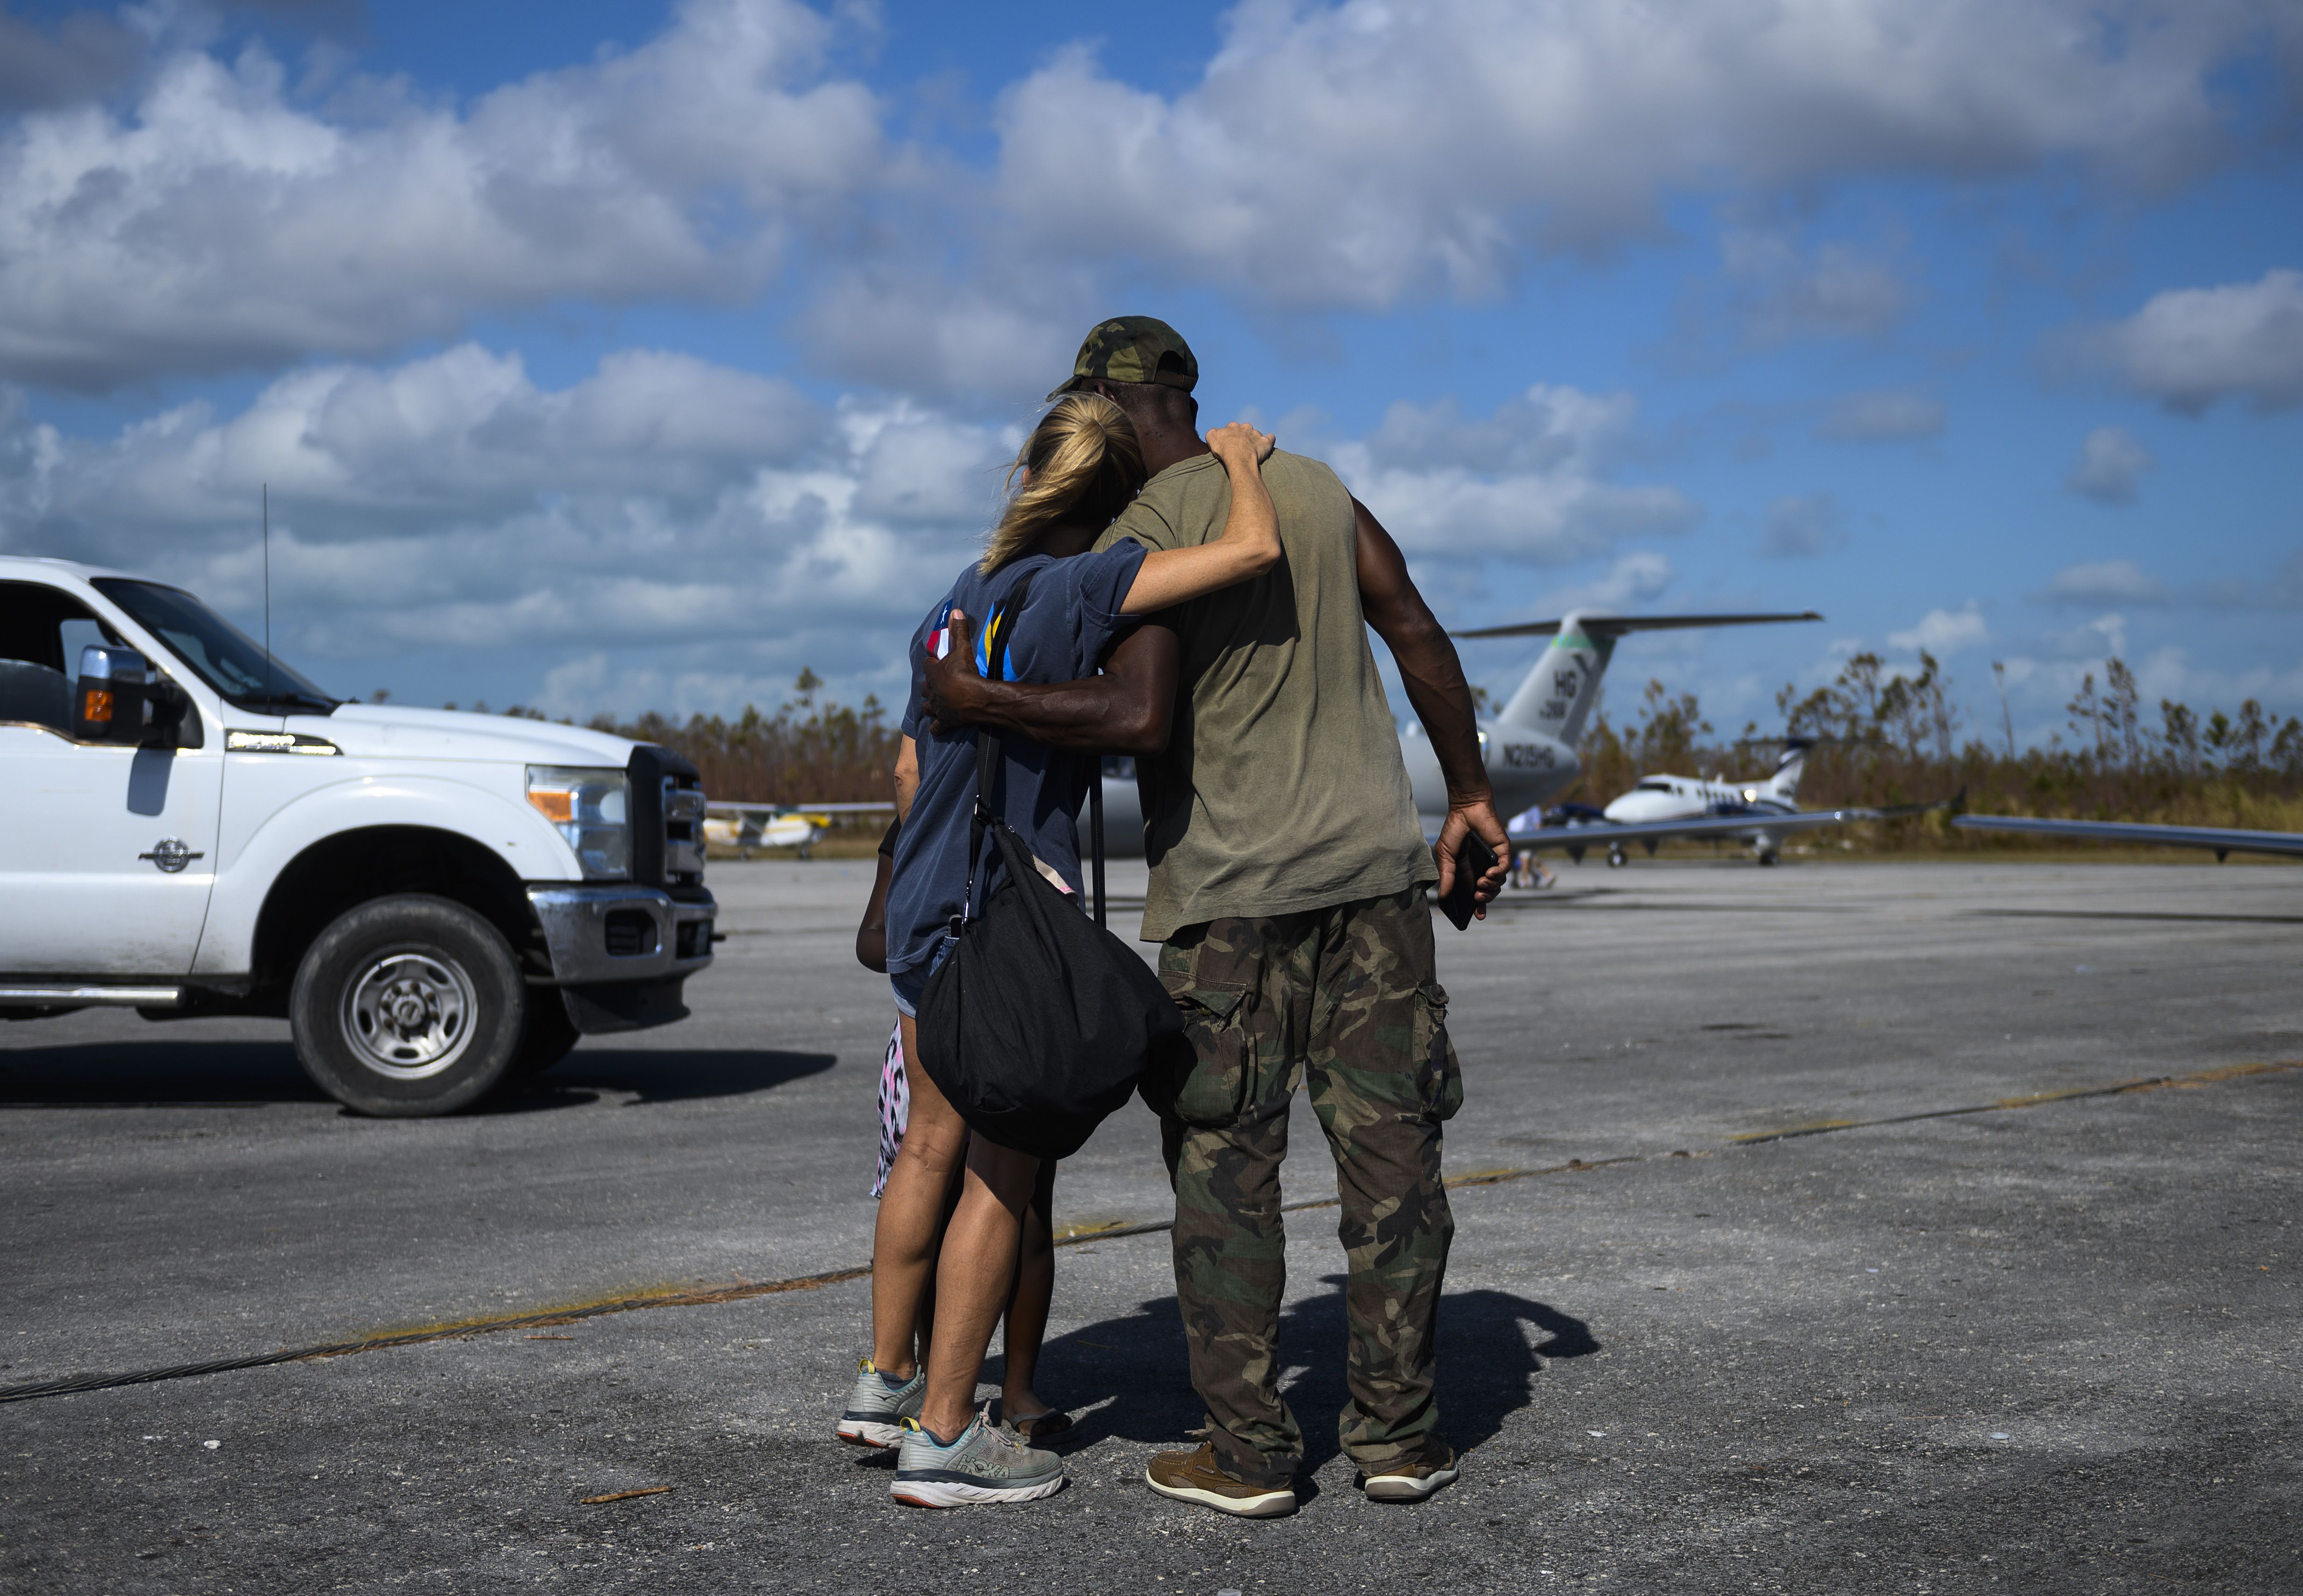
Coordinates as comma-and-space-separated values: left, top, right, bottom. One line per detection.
1461, 611, 1823, 747
1494, 613, 1612, 742
1764, 738, 1812, 801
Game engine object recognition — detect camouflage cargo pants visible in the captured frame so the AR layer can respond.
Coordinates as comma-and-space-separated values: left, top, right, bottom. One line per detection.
1144, 887, 1461, 1489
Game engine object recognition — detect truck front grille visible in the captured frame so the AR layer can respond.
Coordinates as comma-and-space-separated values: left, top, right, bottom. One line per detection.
663, 776, 705, 886
626, 744, 707, 894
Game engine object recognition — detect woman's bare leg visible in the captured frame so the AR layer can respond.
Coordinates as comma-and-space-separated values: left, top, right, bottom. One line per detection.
1001, 1159, 1057, 1417
868, 1014, 966, 1377
912, 1159, 966, 1372
918, 1133, 1041, 1439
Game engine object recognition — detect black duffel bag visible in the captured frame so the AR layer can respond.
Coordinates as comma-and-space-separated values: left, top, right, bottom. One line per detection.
915, 727, 1182, 1160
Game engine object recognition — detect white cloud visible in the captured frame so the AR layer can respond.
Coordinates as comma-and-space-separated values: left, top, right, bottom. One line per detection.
0, 345, 1704, 712
2063, 426, 2154, 505
0, 1, 2288, 396
2064, 611, 2129, 659
988, 0, 2271, 309
0, 0, 888, 389
1815, 388, 1945, 442
2041, 558, 2170, 606
0, 342, 1010, 693
1327, 385, 1700, 562
1722, 230, 1908, 343
2075, 269, 2303, 415
794, 273, 1087, 409
1759, 492, 1849, 558
0, 6, 139, 113
1549, 551, 1678, 612
1888, 601, 1987, 654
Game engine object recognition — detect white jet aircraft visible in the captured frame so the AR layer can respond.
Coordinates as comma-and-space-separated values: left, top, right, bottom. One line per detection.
1509, 735, 1896, 867
1602, 739, 1816, 825
1087, 609, 1823, 857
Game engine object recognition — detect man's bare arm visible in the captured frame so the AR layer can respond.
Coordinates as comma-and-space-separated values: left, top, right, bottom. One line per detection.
1354, 497, 1512, 909
921, 616, 1180, 754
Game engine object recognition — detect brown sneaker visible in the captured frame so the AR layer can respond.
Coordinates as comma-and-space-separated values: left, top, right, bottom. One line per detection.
1359, 1440, 1460, 1503
1144, 1442, 1296, 1518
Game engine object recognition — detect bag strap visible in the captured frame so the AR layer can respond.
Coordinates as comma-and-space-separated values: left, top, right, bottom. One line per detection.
1088, 757, 1106, 929
962, 567, 1038, 920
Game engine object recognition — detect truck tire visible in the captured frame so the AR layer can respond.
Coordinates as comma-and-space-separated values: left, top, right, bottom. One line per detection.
507, 993, 582, 1078
290, 895, 525, 1117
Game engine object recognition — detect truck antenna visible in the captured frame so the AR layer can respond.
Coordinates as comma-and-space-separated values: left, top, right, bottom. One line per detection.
263, 483, 273, 705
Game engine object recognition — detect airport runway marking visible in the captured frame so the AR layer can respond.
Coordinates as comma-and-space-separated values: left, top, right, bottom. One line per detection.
3, 1058, 2294, 1408
1725, 1058, 2302, 1144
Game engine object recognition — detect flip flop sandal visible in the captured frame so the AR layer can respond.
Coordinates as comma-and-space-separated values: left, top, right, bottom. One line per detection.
1004, 1410, 1078, 1446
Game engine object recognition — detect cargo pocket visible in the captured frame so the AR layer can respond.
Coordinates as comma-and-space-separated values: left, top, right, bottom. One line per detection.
1413, 980, 1462, 1122
1148, 977, 1254, 1129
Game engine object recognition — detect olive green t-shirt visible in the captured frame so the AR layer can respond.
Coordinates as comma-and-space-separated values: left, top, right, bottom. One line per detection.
1096, 449, 1436, 942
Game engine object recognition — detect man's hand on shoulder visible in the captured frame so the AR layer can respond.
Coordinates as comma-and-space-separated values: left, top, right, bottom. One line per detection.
921, 609, 984, 734
1434, 798, 1512, 921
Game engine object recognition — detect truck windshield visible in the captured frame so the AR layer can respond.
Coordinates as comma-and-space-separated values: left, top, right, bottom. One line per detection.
90, 578, 339, 714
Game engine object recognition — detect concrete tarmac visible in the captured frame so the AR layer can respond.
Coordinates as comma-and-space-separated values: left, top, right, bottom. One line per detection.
2, 858, 2296, 1593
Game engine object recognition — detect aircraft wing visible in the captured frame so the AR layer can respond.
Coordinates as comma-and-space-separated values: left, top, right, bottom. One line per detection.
1953, 814, 2303, 859
1509, 808, 1882, 850
1452, 611, 1822, 640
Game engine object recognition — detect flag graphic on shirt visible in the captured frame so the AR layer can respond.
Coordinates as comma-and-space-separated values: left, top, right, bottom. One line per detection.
923, 597, 1022, 678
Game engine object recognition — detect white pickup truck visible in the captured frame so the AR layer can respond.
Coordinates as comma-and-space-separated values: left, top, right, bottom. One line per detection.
0, 557, 716, 1116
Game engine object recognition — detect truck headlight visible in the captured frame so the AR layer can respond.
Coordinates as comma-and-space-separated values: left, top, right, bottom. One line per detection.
526, 767, 631, 880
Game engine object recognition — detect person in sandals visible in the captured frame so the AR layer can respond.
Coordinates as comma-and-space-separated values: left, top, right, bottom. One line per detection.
848, 390, 1285, 1508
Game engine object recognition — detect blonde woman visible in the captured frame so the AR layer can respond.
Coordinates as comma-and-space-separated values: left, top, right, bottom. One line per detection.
836, 392, 1279, 1508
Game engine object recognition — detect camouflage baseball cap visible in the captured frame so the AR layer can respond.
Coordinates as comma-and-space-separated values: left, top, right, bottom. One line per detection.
1047, 316, 1199, 401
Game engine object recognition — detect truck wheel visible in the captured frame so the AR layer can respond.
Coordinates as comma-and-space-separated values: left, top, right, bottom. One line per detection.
290, 895, 525, 1117
507, 993, 582, 1078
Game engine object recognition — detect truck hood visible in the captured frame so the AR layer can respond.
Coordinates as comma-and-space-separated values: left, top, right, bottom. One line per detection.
291, 705, 642, 768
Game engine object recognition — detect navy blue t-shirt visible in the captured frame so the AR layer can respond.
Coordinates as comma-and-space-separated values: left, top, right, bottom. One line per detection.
887, 543, 1147, 978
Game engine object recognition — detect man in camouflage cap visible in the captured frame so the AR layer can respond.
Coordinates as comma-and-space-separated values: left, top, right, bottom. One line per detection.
1046, 315, 1201, 400
923, 315, 1510, 1517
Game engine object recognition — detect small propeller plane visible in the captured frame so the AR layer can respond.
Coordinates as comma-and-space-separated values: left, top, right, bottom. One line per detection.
704, 800, 894, 858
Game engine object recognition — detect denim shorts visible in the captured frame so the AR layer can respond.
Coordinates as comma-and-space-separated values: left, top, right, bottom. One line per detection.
889, 932, 953, 1019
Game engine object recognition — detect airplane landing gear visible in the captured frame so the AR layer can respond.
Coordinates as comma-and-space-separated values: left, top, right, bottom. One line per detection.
1607, 843, 1629, 869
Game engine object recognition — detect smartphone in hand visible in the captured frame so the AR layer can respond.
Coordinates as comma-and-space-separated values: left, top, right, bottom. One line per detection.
1438, 832, 1500, 931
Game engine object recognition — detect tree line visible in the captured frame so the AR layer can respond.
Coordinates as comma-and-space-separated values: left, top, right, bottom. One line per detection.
579, 670, 904, 805
426, 650, 2303, 841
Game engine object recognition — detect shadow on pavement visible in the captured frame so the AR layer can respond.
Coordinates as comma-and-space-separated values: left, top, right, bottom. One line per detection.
0, 1038, 837, 1111
533, 1047, 837, 1106
0, 1038, 321, 1107
988, 1277, 1596, 1476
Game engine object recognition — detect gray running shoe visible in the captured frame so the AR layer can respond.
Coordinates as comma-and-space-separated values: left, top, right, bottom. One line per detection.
836, 1358, 924, 1448
890, 1410, 1066, 1508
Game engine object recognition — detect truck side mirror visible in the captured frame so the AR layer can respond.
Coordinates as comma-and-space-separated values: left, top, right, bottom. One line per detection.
74, 644, 150, 744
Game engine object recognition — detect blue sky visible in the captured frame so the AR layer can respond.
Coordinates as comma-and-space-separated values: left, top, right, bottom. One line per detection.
1, 0, 2298, 754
